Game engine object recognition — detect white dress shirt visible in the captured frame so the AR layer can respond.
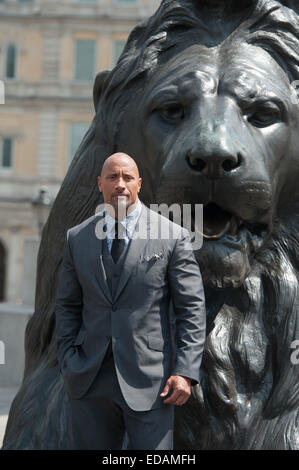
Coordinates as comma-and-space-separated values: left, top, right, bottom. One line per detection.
104, 199, 142, 253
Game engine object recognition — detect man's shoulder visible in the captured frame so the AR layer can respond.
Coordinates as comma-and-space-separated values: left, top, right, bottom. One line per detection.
145, 204, 187, 237
68, 212, 103, 237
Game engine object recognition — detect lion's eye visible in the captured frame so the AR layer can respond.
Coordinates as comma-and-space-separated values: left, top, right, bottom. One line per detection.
247, 106, 281, 128
159, 104, 185, 122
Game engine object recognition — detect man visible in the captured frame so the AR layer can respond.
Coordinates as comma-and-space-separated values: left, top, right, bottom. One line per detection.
55, 152, 206, 450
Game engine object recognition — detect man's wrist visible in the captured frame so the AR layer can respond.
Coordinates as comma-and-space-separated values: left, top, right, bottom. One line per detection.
171, 373, 198, 386
172, 374, 191, 385
181, 375, 191, 385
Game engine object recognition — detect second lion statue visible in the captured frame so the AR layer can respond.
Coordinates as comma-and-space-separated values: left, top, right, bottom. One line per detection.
3, 0, 299, 450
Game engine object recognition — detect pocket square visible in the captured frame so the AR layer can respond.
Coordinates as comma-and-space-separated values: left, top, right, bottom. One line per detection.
142, 251, 164, 262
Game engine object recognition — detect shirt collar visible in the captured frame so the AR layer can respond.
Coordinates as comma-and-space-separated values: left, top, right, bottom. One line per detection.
104, 199, 142, 238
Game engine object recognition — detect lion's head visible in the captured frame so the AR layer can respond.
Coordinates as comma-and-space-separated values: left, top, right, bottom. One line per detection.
3, 0, 298, 451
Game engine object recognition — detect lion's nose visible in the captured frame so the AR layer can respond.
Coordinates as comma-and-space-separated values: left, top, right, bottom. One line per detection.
186, 151, 242, 179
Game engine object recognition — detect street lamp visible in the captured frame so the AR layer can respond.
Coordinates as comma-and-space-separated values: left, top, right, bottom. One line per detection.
31, 187, 52, 236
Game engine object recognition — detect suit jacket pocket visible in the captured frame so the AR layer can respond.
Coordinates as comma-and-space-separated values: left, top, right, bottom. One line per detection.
73, 329, 86, 346
147, 335, 164, 352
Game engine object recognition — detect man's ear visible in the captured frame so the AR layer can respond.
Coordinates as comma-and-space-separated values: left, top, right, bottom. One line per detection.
138, 178, 142, 192
97, 176, 102, 192
93, 70, 111, 112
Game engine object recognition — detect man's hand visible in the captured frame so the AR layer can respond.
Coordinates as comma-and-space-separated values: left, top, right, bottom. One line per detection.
160, 375, 191, 406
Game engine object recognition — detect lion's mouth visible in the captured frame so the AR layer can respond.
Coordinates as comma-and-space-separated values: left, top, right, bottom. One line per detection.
202, 202, 239, 239
199, 202, 268, 241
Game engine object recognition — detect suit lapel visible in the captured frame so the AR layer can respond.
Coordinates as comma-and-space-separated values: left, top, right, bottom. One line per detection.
113, 203, 150, 303
91, 213, 113, 304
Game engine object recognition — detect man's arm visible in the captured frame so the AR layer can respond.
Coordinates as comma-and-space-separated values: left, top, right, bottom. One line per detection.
55, 229, 83, 370
161, 228, 206, 405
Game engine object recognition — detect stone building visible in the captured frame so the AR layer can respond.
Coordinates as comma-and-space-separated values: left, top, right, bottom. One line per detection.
0, 0, 159, 385
0, 0, 159, 306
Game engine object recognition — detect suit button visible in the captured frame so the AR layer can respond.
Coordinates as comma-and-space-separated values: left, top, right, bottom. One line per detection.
112, 305, 117, 311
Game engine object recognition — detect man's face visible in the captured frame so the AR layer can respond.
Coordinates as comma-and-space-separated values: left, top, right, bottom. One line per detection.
97, 157, 142, 216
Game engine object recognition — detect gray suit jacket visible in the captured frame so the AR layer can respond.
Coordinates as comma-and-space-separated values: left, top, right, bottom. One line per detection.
55, 203, 206, 411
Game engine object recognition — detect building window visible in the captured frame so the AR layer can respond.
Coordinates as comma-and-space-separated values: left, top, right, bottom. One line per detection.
5, 44, 17, 79
69, 123, 89, 163
1, 137, 13, 169
74, 39, 96, 82
112, 40, 126, 67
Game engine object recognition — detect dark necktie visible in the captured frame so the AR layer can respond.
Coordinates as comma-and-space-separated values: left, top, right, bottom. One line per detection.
111, 221, 126, 263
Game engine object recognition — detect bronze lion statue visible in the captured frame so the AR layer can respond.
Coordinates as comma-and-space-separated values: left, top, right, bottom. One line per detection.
3, 0, 299, 449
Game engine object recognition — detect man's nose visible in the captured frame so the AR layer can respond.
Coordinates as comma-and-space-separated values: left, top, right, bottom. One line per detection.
186, 122, 243, 179
115, 177, 126, 188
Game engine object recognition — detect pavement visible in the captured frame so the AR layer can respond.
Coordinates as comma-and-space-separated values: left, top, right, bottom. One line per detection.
0, 386, 20, 448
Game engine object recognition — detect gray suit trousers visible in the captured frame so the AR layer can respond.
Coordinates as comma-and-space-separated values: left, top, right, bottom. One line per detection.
68, 341, 174, 450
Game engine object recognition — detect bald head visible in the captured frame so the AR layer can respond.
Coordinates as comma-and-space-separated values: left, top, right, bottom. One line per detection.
97, 152, 142, 218
101, 153, 140, 178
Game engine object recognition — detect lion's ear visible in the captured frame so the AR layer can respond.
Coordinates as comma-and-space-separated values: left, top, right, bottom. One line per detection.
93, 70, 111, 112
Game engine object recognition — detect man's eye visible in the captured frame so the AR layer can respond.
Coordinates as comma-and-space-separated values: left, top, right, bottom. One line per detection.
159, 104, 185, 122
247, 107, 281, 127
